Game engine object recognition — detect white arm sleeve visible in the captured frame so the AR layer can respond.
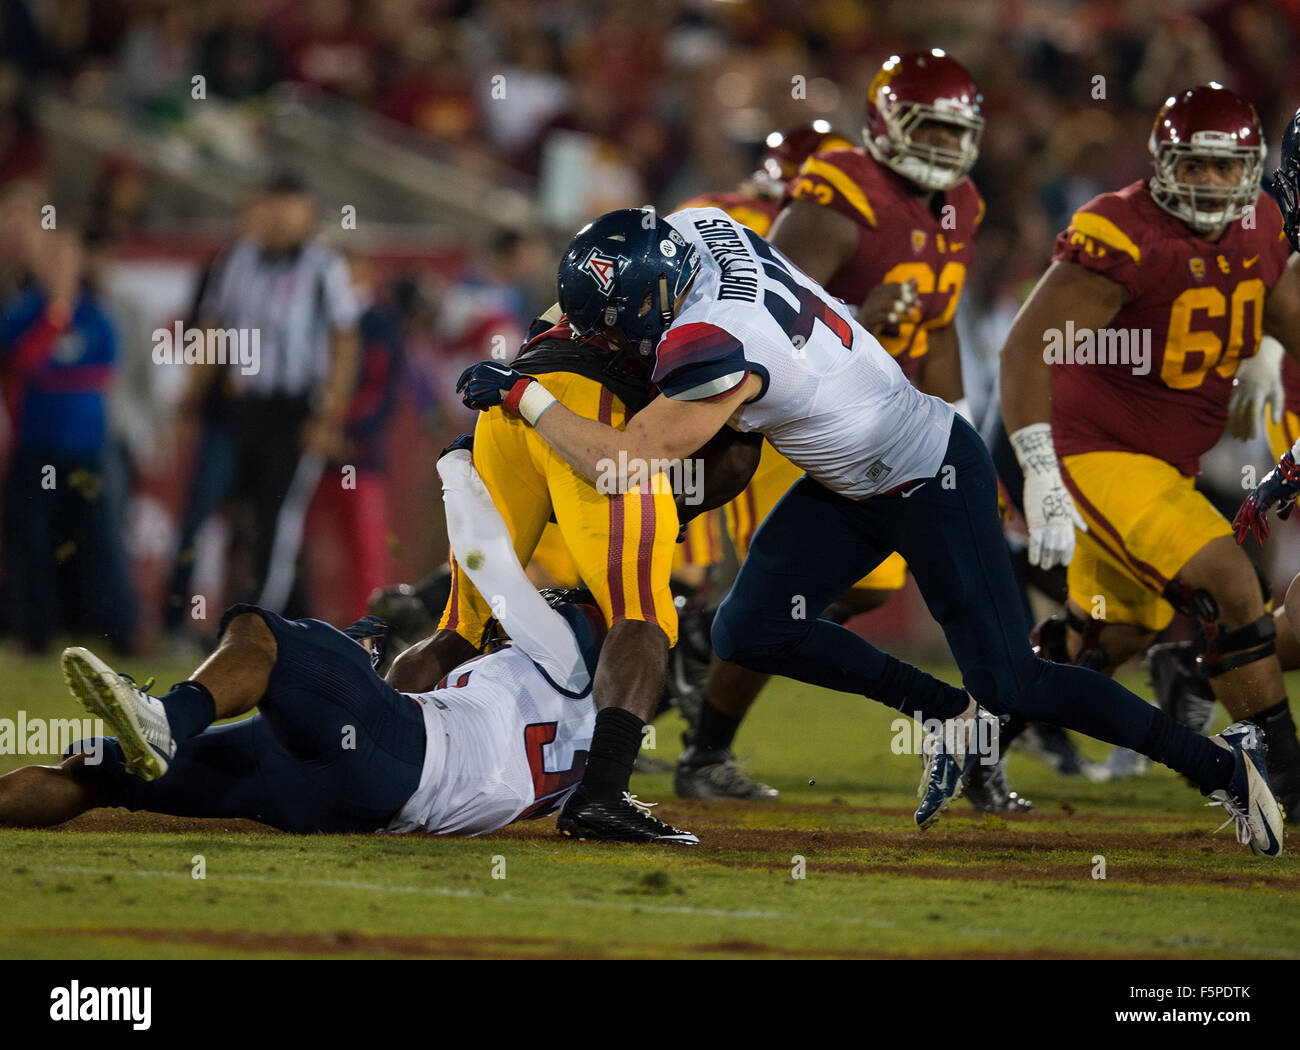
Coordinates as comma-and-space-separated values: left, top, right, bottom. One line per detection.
437, 449, 590, 693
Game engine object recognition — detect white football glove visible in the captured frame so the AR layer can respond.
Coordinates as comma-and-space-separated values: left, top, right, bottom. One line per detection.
886, 279, 919, 326
1227, 335, 1284, 442
1010, 423, 1087, 570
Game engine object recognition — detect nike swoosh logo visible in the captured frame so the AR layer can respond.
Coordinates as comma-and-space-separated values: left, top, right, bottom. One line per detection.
1258, 801, 1281, 855
484, 364, 514, 377
900, 482, 926, 498
1244, 255, 1259, 268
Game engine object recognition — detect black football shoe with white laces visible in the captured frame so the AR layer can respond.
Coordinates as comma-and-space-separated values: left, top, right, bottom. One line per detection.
557, 787, 699, 844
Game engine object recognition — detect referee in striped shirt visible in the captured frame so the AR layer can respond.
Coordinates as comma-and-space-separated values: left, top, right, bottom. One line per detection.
165, 173, 360, 632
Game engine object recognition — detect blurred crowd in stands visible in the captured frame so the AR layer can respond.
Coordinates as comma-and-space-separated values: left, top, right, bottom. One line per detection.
5, 0, 1299, 293
0, 0, 1297, 653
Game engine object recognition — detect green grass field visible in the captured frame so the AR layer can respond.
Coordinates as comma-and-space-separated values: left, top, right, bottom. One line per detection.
1, 644, 1297, 959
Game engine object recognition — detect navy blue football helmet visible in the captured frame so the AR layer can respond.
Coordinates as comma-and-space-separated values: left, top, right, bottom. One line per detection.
1276, 108, 1300, 252
557, 208, 701, 357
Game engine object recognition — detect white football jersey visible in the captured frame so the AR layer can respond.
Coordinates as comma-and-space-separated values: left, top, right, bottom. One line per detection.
387, 643, 594, 837
386, 448, 597, 837
659, 206, 954, 499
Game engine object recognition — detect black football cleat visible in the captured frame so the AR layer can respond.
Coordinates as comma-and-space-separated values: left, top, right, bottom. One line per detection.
1264, 731, 1300, 826
557, 787, 699, 844
1147, 641, 1216, 735
965, 754, 1033, 814
675, 745, 779, 801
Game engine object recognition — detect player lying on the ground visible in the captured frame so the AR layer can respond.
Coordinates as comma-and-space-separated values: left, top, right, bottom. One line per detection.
457, 204, 1285, 856
0, 446, 682, 839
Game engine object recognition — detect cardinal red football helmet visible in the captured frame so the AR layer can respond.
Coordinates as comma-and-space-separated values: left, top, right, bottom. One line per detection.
1148, 84, 1265, 234
863, 50, 984, 192
753, 120, 854, 197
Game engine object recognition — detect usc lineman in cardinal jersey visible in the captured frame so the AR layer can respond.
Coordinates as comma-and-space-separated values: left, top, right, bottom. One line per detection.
678, 121, 855, 238
762, 50, 985, 608
672, 122, 853, 591
1001, 84, 1300, 818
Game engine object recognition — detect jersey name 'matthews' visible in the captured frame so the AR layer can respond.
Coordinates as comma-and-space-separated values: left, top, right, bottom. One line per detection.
693, 217, 760, 302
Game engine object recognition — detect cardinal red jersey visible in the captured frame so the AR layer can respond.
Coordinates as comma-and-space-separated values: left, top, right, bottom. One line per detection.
1285, 353, 1300, 417
780, 147, 984, 380
1051, 181, 1289, 476
674, 191, 780, 236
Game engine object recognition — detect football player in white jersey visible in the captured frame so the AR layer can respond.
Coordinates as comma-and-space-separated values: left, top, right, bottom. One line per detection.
457, 206, 1284, 855
0, 439, 699, 841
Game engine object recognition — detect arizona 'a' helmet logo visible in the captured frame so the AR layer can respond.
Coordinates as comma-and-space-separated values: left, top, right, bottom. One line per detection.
581, 249, 619, 293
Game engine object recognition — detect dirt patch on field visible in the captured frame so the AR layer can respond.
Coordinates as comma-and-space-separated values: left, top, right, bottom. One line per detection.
28, 808, 1277, 867
494, 820, 1248, 855
26, 925, 1161, 960
697, 854, 1300, 890
27, 800, 1213, 838
48, 812, 281, 835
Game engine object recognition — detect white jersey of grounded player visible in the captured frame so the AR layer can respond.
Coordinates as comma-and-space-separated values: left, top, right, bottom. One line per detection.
658, 206, 954, 499
387, 450, 595, 837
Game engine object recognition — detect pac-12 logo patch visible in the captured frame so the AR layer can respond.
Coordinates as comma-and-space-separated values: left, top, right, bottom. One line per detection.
581, 248, 619, 292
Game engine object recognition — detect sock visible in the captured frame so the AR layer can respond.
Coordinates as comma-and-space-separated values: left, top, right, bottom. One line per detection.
875, 652, 969, 720
1000, 711, 1029, 748
1248, 699, 1300, 757
1143, 708, 1234, 793
581, 707, 644, 798
693, 701, 741, 755
159, 680, 216, 740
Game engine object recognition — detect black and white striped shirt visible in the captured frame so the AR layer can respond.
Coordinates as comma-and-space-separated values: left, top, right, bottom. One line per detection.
198, 236, 360, 399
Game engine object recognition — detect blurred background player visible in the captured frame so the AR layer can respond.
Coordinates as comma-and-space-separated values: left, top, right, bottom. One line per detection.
303, 251, 404, 624
1001, 84, 1300, 821
0, 219, 139, 655
163, 172, 360, 635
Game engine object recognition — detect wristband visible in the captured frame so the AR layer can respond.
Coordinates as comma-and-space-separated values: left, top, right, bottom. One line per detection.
517, 381, 558, 427
1008, 423, 1059, 477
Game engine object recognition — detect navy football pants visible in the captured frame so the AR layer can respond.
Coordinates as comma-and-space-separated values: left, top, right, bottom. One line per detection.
713, 416, 1164, 752
73, 607, 425, 833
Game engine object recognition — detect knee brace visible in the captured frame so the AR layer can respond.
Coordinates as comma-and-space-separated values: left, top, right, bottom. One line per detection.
1199, 614, 1277, 678
1163, 580, 1276, 677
